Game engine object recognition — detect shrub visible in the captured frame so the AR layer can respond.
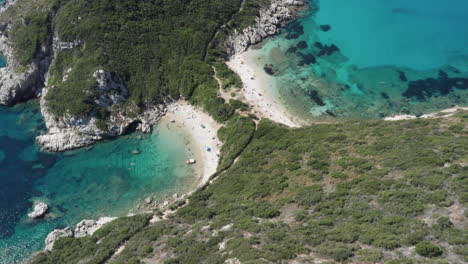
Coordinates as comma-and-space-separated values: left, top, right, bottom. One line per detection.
295, 185, 323, 206
316, 242, 355, 262
358, 248, 383, 263
415, 241, 443, 258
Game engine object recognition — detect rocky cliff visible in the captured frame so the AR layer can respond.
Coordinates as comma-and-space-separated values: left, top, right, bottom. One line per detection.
44, 217, 117, 251
224, 0, 307, 55
1, 0, 307, 152
0, 0, 52, 105
37, 44, 167, 151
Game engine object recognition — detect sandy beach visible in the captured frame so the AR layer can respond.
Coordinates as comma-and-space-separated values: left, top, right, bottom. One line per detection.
227, 50, 306, 128
161, 101, 223, 188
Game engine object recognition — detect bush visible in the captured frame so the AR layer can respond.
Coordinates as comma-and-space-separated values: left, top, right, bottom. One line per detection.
295, 185, 323, 206
12, 10, 50, 65
415, 241, 443, 258
316, 242, 355, 262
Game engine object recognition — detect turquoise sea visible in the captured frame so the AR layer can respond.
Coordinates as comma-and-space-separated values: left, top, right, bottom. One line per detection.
0, 103, 196, 263
252, 0, 468, 120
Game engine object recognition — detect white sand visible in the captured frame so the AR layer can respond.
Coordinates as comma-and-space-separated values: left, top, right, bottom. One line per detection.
227, 51, 305, 128
161, 101, 223, 187
384, 106, 468, 121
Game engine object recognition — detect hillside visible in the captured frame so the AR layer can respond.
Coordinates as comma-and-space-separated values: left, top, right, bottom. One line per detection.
0, 0, 283, 151
31, 111, 468, 263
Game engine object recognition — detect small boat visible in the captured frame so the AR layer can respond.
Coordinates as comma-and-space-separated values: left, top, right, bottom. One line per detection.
205, 146, 211, 152
131, 149, 141, 155
186, 159, 196, 165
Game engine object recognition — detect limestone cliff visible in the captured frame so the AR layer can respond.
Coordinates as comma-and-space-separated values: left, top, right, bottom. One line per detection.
224, 0, 307, 55
0, 1, 52, 105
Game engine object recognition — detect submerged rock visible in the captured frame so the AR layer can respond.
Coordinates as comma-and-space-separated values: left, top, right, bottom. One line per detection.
317, 44, 340, 57
307, 90, 325, 106
298, 53, 317, 65
397, 70, 408, 82
320, 24, 331, 32
264, 64, 278, 76
403, 71, 468, 101
296, 40, 308, 49
28, 202, 49, 219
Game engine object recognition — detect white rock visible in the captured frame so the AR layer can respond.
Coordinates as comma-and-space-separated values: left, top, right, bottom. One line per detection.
44, 227, 73, 251
224, 0, 307, 55
28, 202, 49, 219
144, 196, 153, 204
74, 217, 117, 238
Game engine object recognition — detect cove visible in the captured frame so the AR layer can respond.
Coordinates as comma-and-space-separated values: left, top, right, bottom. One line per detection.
0, 103, 195, 264
248, 0, 468, 120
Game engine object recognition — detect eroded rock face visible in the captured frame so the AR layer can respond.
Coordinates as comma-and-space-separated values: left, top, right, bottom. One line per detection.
93, 69, 129, 108
74, 217, 117, 237
28, 202, 49, 219
44, 217, 116, 251
44, 227, 73, 251
37, 63, 166, 152
0, 0, 53, 105
224, 0, 307, 55
0, 34, 50, 105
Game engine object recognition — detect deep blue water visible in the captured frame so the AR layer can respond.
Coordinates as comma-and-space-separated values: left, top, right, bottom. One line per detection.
250, 0, 468, 119
0, 104, 195, 263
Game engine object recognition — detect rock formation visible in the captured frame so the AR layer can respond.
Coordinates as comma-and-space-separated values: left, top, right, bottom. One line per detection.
224, 0, 307, 55
0, 2, 53, 106
28, 202, 49, 219
0, 2, 166, 152
34, 33, 169, 152
44, 217, 116, 251
44, 228, 73, 251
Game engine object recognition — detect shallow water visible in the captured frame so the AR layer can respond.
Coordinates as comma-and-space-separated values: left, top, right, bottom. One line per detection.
0, 104, 195, 263
251, 0, 468, 120
314, 0, 468, 70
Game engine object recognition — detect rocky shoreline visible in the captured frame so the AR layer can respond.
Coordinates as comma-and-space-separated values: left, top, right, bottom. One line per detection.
224, 0, 307, 55
17, 0, 310, 258
0, 0, 52, 106
1, 0, 307, 152
0, 2, 168, 152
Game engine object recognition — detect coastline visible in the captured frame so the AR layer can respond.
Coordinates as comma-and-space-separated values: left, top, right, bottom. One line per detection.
40, 101, 223, 254
161, 101, 223, 188
384, 106, 468, 121
227, 50, 306, 128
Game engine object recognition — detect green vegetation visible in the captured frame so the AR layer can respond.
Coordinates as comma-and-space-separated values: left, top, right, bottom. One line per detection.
11, 10, 51, 65
32, 215, 149, 264
217, 115, 256, 171
415, 241, 444, 258
0, 0, 272, 121
32, 112, 468, 264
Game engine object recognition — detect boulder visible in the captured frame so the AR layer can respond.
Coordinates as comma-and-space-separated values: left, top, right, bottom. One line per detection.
28, 202, 49, 219
144, 196, 153, 204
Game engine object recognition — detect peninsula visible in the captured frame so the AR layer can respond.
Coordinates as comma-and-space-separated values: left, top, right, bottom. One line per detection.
0, 1, 466, 264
